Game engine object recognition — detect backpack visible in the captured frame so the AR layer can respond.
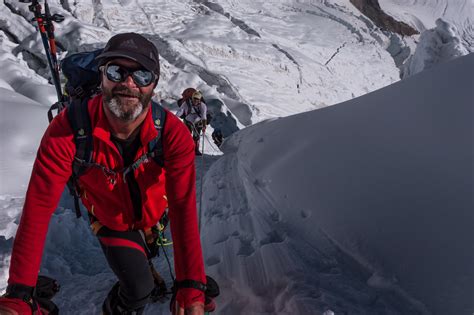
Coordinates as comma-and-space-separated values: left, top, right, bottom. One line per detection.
49, 50, 167, 218
177, 88, 197, 108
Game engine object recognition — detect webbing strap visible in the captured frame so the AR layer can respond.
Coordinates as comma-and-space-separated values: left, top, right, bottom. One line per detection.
169, 279, 206, 313
149, 101, 166, 167
174, 279, 207, 293
4, 283, 38, 312
67, 98, 93, 218
122, 152, 152, 183
186, 98, 202, 118
68, 98, 93, 177
47, 101, 66, 123
174, 276, 219, 297
74, 152, 151, 185
121, 101, 167, 181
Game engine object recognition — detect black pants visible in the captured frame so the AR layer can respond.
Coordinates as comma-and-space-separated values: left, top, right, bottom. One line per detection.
185, 121, 203, 152
185, 121, 203, 140
97, 227, 155, 311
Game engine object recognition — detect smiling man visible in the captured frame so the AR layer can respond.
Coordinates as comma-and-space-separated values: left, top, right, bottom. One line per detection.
0, 33, 209, 315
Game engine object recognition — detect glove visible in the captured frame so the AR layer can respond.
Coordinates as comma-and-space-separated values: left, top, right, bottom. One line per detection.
0, 297, 38, 315
204, 295, 216, 312
170, 277, 218, 315
171, 288, 205, 315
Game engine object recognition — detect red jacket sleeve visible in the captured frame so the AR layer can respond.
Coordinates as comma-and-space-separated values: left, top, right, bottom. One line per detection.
163, 112, 206, 307
9, 110, 75, 287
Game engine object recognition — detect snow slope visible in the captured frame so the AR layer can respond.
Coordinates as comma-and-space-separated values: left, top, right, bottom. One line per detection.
201, 54, 474, 314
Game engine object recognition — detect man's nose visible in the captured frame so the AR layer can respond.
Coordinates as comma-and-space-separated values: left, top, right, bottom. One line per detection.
123, 74, 138, 88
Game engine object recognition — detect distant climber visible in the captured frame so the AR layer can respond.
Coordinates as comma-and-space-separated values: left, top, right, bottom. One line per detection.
211, 129, 224, 147
176, 89, 207, 155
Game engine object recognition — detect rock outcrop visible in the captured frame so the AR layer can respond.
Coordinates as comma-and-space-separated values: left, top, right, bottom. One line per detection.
350, 0, 419, 36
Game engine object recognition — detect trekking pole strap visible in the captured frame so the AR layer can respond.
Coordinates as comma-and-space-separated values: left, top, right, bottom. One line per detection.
173, 279, 207, 293
173, 276, 219, 297
47, 101, 66, 123
3, 283, 38, 312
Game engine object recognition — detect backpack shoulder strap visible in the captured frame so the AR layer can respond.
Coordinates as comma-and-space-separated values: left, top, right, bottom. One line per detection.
67, 98, 94, 173
149, 101, 167, 167
66, 98, 93, 218
190, 100, 202, 118
186, 99, 193, 115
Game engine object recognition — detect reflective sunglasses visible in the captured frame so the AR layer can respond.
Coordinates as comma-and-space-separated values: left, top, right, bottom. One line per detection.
104, 63, 156, 87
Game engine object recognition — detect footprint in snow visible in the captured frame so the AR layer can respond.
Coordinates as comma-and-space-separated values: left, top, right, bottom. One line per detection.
206, 256, 221, 267
236, 236, 255, 257
259, 230, 286, 246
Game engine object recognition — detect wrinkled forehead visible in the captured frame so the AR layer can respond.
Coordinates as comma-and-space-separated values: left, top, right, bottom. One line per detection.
105, 57, 144, 69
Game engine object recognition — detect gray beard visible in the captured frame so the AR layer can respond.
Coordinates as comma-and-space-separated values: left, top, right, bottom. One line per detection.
105, 97, 144, 122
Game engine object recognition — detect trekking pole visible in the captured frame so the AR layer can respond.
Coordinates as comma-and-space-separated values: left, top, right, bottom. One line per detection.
21, 0, 64, 103
198, 128, 205, 232
43, 0, 64, 101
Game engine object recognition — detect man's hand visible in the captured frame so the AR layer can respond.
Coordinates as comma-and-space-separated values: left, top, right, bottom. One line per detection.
174, 302, 205, 315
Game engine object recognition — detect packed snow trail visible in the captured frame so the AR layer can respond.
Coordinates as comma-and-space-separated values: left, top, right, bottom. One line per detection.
199, 146, 426, 314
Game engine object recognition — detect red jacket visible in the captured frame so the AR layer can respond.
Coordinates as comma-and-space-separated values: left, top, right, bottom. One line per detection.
9, 95, 206, 307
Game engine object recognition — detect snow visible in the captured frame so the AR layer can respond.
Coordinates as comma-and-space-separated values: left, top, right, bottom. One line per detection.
0, 0, 472, 314
202, 53, 473, 314
375, 0, 473, 75
402, 18, 470, 77
0, 33, 57, 106
378, 0, 474, 50
0, 88, 49, 196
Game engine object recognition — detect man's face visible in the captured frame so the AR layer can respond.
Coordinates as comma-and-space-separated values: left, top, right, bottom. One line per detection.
101, 58, 156, 122
192, 97, 201, 106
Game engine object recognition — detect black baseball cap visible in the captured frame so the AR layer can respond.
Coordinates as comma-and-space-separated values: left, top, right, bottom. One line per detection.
96, 33, 160, 75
